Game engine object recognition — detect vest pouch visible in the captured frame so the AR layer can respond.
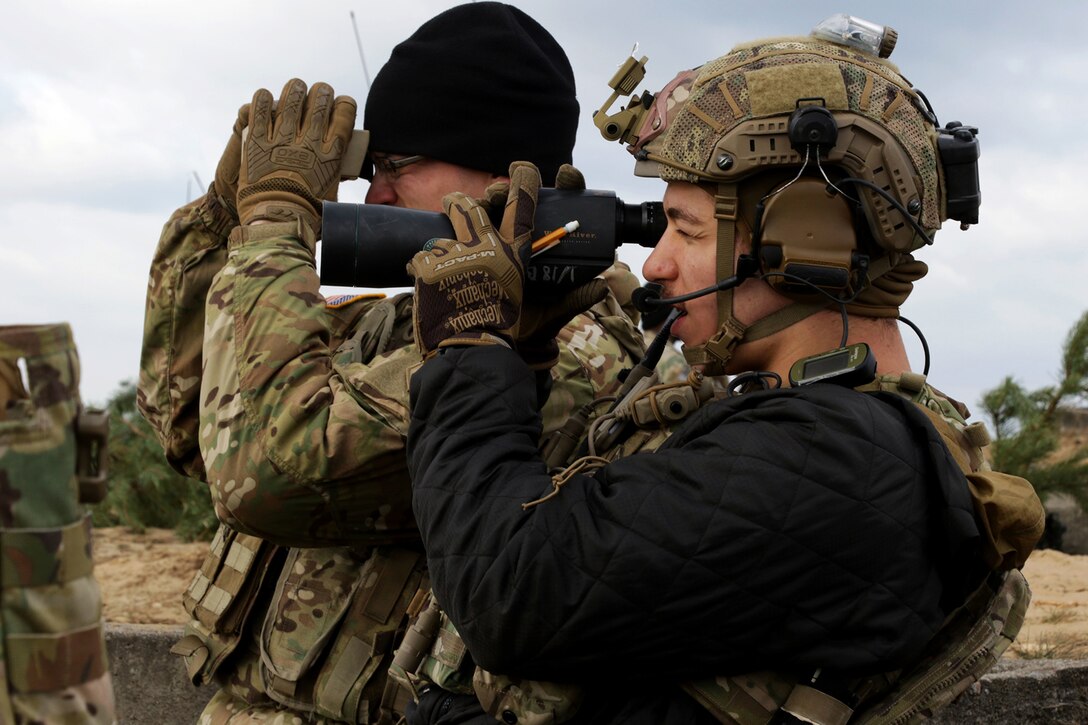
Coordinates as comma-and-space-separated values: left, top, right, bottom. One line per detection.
173, 523, 279, 685
472, 669, 585, 725
260, 546, 367, 711
915, 405, 1044, 572
183, 524, 276, 633
381, 595, 479, 722
311, 546, 425, 722
417, 611, 476, 695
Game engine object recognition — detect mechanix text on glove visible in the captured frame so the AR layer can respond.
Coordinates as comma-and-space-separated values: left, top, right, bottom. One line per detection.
407, 162, 541, 357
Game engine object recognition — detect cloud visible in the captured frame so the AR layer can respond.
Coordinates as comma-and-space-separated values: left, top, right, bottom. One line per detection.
0, 199, 162, 405
2, 0, 1087, 410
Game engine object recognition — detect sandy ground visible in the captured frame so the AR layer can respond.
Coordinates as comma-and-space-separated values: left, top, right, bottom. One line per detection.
91, 527, 1088, 658
93, 526, 209, 625
1010, 548, 1088, 658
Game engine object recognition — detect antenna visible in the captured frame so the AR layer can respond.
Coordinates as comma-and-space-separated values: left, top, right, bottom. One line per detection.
187, 170, 206, 204
350, 11, 372, 89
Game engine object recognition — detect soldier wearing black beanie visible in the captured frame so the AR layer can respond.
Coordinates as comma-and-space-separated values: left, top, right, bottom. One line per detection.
363, 2, 579, 184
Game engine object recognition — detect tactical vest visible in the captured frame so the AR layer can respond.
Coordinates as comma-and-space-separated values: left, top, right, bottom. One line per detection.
173, 293, 423, 723
0, 323, 116, 724
173, 287, 650, 724
386, 369, 1042, 725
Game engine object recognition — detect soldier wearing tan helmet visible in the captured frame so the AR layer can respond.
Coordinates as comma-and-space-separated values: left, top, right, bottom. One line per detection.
396, 15, 1046, 725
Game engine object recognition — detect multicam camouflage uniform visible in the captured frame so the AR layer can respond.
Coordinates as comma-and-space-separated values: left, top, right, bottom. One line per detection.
142, 194, 1040, 725
0, 323, 115, 724
138, 193, 646, 723
645, 331, 690, 385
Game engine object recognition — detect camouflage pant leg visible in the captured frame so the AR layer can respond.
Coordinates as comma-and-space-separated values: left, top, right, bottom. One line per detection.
199, 689, 340, 725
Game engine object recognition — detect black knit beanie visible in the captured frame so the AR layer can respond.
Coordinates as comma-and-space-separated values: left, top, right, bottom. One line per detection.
363, 2, 578, 183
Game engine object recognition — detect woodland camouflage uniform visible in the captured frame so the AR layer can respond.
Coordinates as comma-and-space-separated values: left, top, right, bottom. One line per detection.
0, 323, 115, 724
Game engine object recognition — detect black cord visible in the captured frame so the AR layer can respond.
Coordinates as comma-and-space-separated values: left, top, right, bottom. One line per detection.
897, 315, 931, 376
756, 270, 859, 347
638, 308, 683, 370
726, 371, 782, 396
913, 89, 940, 127
836, 176, 934, 247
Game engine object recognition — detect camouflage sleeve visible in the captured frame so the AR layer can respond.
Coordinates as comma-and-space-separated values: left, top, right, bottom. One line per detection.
199, 222, 417, 547
138, 193, 235, 481
544, 286, 647, 434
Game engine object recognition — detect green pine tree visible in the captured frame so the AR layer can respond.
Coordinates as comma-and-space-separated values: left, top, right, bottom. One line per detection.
981, 311, 1088, 513
90, 379, 218, 541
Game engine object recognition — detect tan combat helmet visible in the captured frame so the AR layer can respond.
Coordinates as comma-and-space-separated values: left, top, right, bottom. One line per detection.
595, 15, 980, 375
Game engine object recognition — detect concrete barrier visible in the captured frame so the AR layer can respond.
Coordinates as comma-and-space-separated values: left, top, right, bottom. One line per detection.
930, 658, 1088, 724
105, 623, 211, 724
104, 623, 1088, 724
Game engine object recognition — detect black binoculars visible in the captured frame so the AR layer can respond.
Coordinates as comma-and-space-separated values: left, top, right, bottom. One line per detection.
320, 189, 665, 291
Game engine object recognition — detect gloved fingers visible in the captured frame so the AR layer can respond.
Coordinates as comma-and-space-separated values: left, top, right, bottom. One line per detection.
553, 163, 586, 191
213, 103, 251, 208
327, 94, 358, 150
515, 278, 609, 370
232, 103, 250, 136
563, 277, 610, 314
478, 179, 510, 226
249, 88, 274, 143
443, 192, 496, 245
499, 161, 540, 248
271, 78, 307, 145
482, 178, 510, 211
302, 82, 334, 145
521, 278, 609, 337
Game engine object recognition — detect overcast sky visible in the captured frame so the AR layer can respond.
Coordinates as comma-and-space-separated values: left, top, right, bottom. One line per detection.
3, 1, 1086, 421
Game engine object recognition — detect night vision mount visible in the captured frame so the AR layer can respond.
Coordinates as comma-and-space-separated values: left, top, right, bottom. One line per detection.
592, 50, 652, 147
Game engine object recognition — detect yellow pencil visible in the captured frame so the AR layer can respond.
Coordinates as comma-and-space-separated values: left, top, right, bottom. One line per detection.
530, 221, 580, 257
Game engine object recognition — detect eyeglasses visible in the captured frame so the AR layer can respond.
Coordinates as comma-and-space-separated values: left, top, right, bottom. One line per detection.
370, 154, 426, 181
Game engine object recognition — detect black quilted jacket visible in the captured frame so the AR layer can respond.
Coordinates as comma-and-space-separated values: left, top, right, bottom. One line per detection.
407, 346, 982, 718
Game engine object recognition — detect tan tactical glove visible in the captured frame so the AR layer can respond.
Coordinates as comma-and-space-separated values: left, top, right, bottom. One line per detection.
407, 161, 540, 358
237, 78, 356, 235
553, 162, 586, 193
484, 163, 609, 369
210, 103, 249, 222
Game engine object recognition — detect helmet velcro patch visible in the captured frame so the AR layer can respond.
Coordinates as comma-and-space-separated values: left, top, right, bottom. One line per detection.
746, 64, 848, 117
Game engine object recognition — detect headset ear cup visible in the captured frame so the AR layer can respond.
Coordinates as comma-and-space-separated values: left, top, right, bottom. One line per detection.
758, 178, 859, 296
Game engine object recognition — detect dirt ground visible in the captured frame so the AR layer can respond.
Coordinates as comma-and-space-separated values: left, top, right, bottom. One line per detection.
91, 527, 1088, 658
93, 527, 209, 625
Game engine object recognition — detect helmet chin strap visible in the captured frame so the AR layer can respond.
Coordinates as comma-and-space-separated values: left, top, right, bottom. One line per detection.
680, 185, 743, 376
680, 184, 827, 376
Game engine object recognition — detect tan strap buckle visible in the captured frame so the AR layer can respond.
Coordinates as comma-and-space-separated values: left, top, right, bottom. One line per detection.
76, 407, 109, 503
